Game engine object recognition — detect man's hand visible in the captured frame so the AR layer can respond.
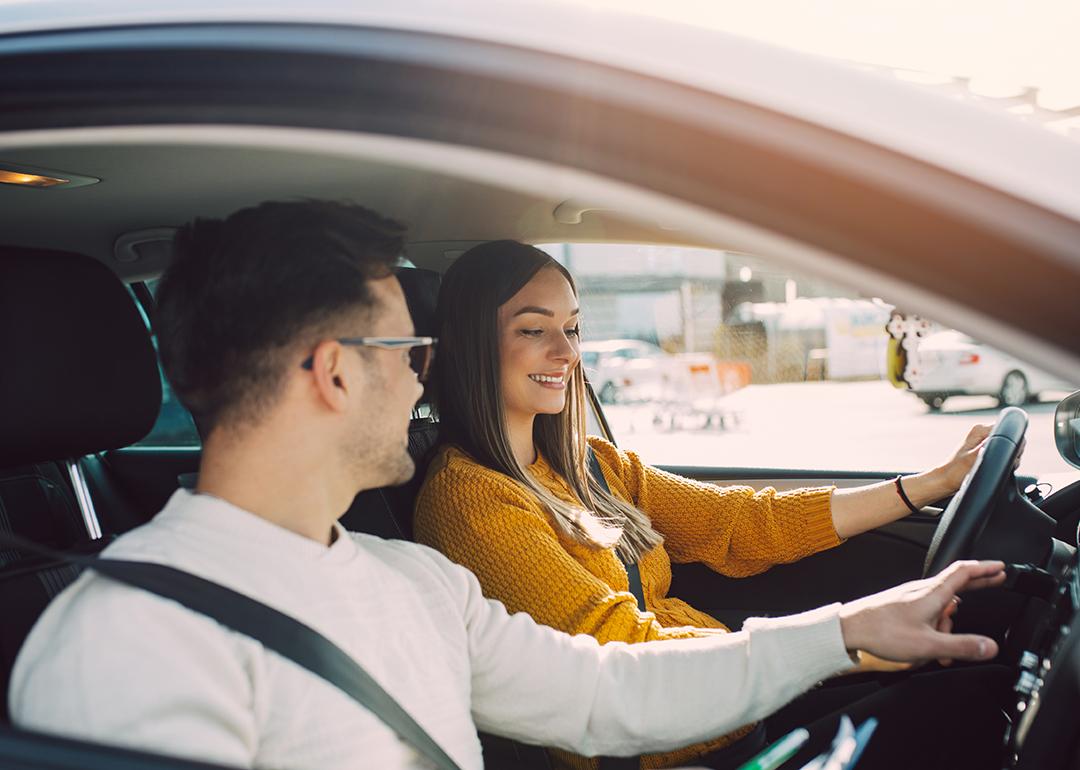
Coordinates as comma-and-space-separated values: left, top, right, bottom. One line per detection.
839, 560, 1006, 665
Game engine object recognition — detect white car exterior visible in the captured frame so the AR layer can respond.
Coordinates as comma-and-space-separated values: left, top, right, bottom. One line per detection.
912, 331, 1075, 409
581, 339, 672, 403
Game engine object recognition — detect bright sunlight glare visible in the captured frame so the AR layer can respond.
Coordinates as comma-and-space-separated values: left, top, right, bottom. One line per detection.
577, 0, 1080, 139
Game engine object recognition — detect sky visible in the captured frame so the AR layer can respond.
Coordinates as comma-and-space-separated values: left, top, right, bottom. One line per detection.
581, 0, 1080, 135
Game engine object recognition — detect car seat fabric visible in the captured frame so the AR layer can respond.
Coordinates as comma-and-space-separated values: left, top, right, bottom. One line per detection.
396, 266, 440, 405
0, 246, 161, 467
339, 417, 439, 540
0, 464, 84, 567
0, 247, 161, 722
0, 246, 158, 546
395, 266, 439, 338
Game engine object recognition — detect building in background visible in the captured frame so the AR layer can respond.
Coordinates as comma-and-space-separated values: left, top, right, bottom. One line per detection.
543, 243, 882, 383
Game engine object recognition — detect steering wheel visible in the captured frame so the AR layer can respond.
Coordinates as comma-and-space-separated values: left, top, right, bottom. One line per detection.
923, 407, 1028, 578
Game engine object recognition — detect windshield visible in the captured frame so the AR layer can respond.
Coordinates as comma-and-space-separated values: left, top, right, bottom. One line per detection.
544, 242, 1078, 478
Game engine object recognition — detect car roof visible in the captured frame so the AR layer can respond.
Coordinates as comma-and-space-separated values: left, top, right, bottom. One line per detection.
3, 0, 1080, 223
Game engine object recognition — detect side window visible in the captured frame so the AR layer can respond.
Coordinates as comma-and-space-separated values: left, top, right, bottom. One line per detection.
542, 243, 1077, 477
128, 281, 201, 448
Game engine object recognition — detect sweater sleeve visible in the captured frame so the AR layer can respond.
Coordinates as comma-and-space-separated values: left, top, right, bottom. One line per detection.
414, 455, 697, 644
588, 437, 843, 577
426, 548, 857, 757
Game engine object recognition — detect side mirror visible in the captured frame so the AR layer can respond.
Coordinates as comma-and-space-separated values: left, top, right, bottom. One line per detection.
1054, 390, 1080, 470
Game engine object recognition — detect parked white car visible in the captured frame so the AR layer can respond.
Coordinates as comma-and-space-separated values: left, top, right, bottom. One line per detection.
580, 339, 672, 404
911, 330, 1075, 409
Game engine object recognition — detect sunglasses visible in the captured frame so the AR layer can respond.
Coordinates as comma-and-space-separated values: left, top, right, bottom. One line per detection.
301, 336, 437, 382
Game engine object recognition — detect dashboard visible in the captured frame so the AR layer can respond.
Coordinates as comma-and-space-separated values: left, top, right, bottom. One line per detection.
1007, 542, 1080, 769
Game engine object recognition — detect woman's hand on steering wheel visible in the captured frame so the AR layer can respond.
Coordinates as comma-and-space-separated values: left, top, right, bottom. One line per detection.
935, 423, 1026, 493
923, 408, 1036, 578
936, 424, 992, 491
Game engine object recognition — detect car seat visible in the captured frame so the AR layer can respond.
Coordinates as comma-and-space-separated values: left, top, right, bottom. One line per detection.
0, 245, 161, 721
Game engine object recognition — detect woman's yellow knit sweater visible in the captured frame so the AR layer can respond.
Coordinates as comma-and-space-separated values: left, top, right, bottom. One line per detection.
414, 436, 842, 770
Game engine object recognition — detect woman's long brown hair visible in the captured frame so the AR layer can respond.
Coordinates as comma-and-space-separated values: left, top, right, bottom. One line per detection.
433, 240, 662, 563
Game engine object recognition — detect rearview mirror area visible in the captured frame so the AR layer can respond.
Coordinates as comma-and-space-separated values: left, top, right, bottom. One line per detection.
1053, 390, 1080, 470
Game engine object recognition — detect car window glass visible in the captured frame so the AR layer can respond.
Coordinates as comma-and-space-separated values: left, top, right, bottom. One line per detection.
128, 281, 201, 448
541, 243, 1078, 478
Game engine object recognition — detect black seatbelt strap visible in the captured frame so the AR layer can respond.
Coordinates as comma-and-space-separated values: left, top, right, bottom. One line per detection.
0, 531, 462, 770
586, 447, 646, 613
585, 446, 644, 770
621, 561, 647, 615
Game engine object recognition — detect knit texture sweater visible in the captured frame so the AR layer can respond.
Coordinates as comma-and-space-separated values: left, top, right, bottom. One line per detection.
414, 436, 842, 769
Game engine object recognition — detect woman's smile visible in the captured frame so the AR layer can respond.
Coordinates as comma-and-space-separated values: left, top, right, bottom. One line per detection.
529, 372, 566, 388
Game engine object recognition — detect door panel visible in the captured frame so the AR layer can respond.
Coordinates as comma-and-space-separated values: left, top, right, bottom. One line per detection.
656, 464, 1041, 627
661, 465, 940, 628
669, 525, 929, 630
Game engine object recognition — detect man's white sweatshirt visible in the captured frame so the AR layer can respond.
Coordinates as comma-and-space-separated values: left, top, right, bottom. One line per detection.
11, 489, 854, 769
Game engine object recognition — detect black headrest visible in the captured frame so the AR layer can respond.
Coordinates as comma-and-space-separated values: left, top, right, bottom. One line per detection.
0, 247, 161, 466
395, 267, 440, 338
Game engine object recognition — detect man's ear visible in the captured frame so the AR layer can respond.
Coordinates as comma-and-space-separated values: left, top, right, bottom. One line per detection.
308, 340, 351, 413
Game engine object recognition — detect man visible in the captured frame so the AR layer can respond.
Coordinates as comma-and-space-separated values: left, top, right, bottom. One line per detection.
10, 201, 1004, 770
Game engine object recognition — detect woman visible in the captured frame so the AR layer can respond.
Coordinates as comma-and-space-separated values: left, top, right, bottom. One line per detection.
414, 240, 1004, 770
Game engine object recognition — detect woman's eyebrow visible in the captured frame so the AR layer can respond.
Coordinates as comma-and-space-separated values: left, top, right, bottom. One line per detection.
512, 305, 580, 318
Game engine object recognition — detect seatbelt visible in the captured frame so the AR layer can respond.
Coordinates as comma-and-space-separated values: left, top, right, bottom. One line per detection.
0, 531, 463, 770
586, 447, 646, 613
585, 447, 644, 770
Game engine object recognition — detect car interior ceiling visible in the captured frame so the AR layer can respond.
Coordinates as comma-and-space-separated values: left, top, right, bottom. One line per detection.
0, 139, 717, 280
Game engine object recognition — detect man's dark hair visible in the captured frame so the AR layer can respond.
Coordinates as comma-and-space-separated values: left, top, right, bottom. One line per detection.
154, 200, 405, 433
